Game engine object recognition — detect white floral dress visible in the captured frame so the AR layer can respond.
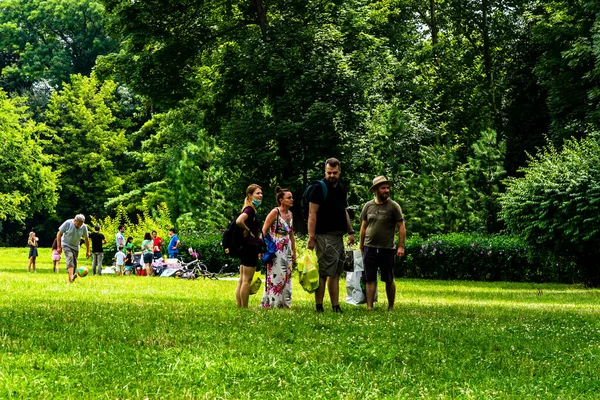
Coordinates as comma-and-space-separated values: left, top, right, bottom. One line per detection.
261, 211, 293, 308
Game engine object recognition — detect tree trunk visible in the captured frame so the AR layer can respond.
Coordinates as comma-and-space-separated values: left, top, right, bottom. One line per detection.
252, 0, 268, 35
481, 0, 496, 112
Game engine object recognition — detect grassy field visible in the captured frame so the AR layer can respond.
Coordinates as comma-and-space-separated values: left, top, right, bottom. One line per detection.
1, 247, 599, 399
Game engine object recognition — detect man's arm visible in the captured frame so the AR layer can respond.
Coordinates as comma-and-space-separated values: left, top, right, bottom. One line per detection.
84, 237, 91, 258
345, 210, 355, 246
359, 220, 368, 251
56, 231, 63, 253
307, 202, 319, 250
397, 220, 406, 257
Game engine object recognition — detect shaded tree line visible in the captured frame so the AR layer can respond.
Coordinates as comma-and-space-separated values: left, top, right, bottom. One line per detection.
1, 0, 599, 255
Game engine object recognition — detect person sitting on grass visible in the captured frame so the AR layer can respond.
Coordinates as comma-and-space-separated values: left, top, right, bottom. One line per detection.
114, 245, 126, 276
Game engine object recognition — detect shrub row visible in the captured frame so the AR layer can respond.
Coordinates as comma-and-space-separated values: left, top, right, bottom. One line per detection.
180, 230, 582, 283
400, 233, 581, 283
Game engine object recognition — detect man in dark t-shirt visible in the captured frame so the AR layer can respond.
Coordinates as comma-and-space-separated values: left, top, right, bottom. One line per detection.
89, 225, 107, 275
359, 176, 406, 311
307, 157, 355, 313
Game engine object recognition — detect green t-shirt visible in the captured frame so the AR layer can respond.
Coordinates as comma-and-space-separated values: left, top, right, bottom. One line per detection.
125, 242, 134, 254
142, 239, 153, 255
360, 199, 403, 249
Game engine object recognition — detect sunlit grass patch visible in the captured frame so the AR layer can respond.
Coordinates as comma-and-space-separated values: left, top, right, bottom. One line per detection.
0, 247, 599, 398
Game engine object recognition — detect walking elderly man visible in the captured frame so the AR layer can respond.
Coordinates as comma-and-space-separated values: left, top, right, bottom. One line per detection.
359, 176, 406, 310
307, 157, 355, 313
56, 214, 91, 283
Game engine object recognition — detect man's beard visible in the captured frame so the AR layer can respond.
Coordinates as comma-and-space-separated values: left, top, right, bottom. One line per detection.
376, 193, 389, 202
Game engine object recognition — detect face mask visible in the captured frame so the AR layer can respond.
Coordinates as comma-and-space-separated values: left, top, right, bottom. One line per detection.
252, 199, 262, 207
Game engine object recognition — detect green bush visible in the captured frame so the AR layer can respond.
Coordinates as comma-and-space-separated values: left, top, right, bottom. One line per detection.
400, 233, 580, 283
178, 230, 236, 273
499, 136, 600, 286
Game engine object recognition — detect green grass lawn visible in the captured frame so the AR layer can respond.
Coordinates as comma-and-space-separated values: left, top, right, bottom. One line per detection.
1, 247, 599, 399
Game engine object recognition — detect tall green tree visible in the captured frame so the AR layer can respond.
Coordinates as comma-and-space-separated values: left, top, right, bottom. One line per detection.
0, 0, 117, 92
100, 0, 416, 197
0, 90, 57, 240
44, 74, 136, 219
528, 0, 600, 143
400, 143, 477, 234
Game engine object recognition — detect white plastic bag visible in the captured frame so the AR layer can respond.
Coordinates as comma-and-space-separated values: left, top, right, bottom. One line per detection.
346, 250, 377, 305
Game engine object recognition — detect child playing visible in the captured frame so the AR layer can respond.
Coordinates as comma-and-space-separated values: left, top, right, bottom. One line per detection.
27, 231, 38, 273
51, 238, 61, 273
115, 245, 126, 276
124, 237, 134, 275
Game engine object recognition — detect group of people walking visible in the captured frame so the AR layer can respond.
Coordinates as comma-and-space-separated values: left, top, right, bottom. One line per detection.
235, 157, 406, 311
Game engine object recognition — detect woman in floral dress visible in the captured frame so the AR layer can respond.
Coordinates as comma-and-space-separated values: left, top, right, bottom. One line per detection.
261, 187, 296, 308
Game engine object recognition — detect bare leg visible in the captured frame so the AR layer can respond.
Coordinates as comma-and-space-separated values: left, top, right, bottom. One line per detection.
68, 266, 76, 283
32, 257, 36, 272
315, 276, 327, 305
366, 281, 376, 310
328, 274, 340, 307
386, 281, 396, 310
238, 265, 256, 308
235, 265, 243, 307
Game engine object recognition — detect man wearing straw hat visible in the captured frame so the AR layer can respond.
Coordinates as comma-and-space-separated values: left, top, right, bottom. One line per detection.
359, 176, 406, 310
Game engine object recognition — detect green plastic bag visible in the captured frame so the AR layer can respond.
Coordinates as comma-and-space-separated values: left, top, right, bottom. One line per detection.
249, 272, 262, 295
298, 249, 320, 293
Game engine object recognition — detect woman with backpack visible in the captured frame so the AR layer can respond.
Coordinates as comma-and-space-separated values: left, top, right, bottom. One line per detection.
260, 187, 296, 308
235, 184, 264, 308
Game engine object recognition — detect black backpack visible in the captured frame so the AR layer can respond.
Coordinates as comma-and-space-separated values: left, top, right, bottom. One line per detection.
222, 218, 244, 258
301, 180, 328, 221
221, 211, 261, 258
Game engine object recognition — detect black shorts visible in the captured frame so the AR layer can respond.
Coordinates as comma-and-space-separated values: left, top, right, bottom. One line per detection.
362, 246, 395, 283
143, 253, 153, 264
239, 243, 260, 268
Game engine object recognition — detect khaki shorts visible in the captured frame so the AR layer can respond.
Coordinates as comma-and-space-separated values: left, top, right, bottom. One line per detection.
63, 247, 79, 269
315, 234, 345, 277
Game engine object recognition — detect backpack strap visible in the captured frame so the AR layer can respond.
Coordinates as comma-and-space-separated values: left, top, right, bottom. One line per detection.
319, 180, 328, 202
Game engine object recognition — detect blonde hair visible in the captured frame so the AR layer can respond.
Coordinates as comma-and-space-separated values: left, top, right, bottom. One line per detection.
242, 184, 262, 210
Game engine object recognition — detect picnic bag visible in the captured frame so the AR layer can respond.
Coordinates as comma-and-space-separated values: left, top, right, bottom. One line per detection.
298, 249, 320, 293
249, 271, 262, 295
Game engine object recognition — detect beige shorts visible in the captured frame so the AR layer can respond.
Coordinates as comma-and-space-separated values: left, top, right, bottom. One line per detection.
63, 247, 79, 269
315, 234, 345, 277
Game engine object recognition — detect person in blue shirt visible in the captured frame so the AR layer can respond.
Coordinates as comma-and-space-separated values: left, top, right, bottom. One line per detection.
167, 228, 180, 258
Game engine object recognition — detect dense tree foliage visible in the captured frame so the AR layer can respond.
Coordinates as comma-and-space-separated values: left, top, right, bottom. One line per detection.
0, 0, 599, 285
43, 74, 145, 219
0, 90, 57, 240
0, 0, 116, 92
